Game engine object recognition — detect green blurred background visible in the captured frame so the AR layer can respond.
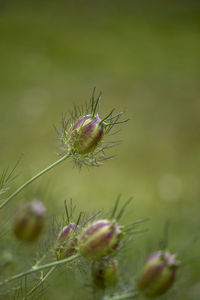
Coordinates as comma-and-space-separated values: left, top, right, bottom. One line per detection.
0, 1, 200, 299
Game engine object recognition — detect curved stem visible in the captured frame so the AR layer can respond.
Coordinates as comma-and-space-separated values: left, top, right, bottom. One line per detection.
0, 154, 70, 209
0, 253, 80, 286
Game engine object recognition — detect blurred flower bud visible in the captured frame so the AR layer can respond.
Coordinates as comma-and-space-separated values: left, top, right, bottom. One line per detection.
1, 251, 15, 274
79, 220, 122, 260
70, 115, 104, 154
13, 200, 46, 242
138, 251, 179, 297
55, 223, 80, 260
91, 258, 118, 289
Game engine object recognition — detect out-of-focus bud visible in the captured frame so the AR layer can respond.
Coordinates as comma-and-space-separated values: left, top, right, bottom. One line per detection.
79, 220, 122, 260
13, 200, 46, 242
91, 258, 118, 289
2, 251, 15, 274
70, 115, 104, 154
138, 251, 179, 297
55, 223, 80, 260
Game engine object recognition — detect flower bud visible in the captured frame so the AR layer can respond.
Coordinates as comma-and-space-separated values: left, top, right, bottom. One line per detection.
70, 115, 104, 154
91, 258, 118, 289
79, 220, 122, 259
138, 251, 179, 297
2, 251, 15, 274
55, 223, 80, 260
13, 200, 46, 242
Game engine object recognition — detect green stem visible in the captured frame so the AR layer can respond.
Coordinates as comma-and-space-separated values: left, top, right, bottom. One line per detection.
104, 292, 139, 300
0, 253, 80, 286
0, 154, 70, 209
22, 266, 56, 299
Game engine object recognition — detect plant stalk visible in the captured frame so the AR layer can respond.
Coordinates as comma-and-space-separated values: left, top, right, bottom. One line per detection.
104, 292, 138, 300
0, 253, 80, 286
0, 154, 70, 209
22, 266, 56, 299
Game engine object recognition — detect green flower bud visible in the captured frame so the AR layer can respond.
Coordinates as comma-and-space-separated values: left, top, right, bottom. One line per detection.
55, 223, 80, 260
138, 251, 179, 297
91, 258, 118, 289
13, 200, 46, 242
79, 220, 122, 260
70, 115, 104, 154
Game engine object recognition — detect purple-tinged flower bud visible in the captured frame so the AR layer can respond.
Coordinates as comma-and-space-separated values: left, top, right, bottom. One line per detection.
79, 220, 122, 260
91, 258, 118, 289
70, 115, 104, 154
138, 251, 179, 297
55, 223, 80, 260
13, 200, 46, 242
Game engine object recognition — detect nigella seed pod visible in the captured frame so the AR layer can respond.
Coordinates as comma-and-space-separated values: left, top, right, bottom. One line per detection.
79, 220, 122, 260
91, 258, 118, 289
138, 251, 179, 297
70, 115, 104, 154
55, 223, 80, 260
13, 200, 46, 242
59, 90, 129, 167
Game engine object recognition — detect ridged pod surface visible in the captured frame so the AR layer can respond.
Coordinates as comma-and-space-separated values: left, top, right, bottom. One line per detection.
79, 220, 122, 259
55, 223, 80, 260
70, 115, 104, 154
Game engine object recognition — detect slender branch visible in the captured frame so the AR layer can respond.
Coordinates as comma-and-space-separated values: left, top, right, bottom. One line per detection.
0, 253, 80, 287
22, 266, 56, 299
103, 291, 139, 300
0, 154, 70, 209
